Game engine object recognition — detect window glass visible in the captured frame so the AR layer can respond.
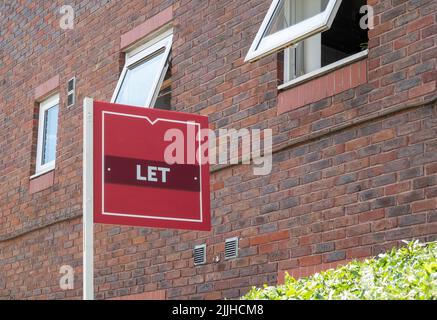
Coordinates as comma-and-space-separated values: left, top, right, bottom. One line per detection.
265, 0, 330, 37
42, 104, 59, 165
115, 50, 165, 107
245, 0, 341, 62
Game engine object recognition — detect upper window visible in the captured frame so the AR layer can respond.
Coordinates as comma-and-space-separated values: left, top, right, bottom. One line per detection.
246, 0, 368, 86
245, 0, 342, 62
112, 30, 173, 108
36, 93, 59, 174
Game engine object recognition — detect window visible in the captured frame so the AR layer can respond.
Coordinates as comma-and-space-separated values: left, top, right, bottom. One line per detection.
36, 93, 59, 174
112, 30, 173, 109
246, 0, 368, 85
246, 0, 342, 62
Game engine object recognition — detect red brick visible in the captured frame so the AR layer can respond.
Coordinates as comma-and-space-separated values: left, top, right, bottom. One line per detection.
334, 68, 344, 94
385, 182, 411, 195
358, 209, 385, 223
409, 81, 436, 99
250, 230, 288, 246
259, 243, 277, 254
29, 171, 55, 194
412, 199, 436, 213
406, 16, 434, 33
351, 61, 361, 87
371, 129, 396, 143
34, 75, 59, 101
277, 87, 299, 114
346, 246, 372, 259
426, 163, 437, 175
298, 255, 322, 267
109, 290, 166, 300
342, 65, 352, 90
345, 137, 369, 151
120, 7, 173, 49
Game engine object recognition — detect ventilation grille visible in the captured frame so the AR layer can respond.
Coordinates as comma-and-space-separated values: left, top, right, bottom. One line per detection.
225, 237, 238, 260
67, 77, 75, 107
193, 244, 206, 265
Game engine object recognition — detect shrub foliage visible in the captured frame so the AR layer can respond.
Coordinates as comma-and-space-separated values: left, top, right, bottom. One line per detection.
242, 241, 437, 300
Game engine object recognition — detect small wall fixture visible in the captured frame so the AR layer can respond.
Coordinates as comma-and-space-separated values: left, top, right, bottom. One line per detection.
225, 237, 239, 260
67, 77, 76, 107
194, 244, 206, 265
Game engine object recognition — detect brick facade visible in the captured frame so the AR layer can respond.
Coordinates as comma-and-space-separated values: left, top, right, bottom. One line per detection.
0, 0, 436, 300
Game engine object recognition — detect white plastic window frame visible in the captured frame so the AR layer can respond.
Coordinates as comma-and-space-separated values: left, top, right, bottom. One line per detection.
245, 0, 342, 62
35, 93, 59, 176
111, 29, 173, 108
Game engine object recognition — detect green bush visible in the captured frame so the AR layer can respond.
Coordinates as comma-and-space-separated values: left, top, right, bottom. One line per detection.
242, 240, 437, 300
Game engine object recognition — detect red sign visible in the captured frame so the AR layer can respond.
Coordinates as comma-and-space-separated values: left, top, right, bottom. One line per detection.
91, 101, 210, 231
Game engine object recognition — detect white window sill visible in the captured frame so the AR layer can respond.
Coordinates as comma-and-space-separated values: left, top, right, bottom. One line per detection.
278, 49, 369, 91
30, 167, 55, 180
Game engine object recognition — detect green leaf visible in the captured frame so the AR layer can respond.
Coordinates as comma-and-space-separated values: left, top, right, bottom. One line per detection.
242, 241, 437, 300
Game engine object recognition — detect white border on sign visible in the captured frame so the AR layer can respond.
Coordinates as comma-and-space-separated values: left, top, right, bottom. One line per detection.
102, 111, 204, 223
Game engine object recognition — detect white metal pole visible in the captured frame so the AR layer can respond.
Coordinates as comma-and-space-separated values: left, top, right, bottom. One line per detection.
83, 97, 94, 300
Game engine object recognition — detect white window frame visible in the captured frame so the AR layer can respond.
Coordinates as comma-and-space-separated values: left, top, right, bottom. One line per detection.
35, 93, 59, 176
111, 29, 173, 108
245, 0, 342, 62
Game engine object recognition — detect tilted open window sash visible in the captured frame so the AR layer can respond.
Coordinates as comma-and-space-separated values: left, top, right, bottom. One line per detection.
245, 0, 342, 62
112, 32, 173, 108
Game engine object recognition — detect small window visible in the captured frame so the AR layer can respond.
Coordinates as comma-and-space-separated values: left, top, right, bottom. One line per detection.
112, 31, 173, 108
245, 0, 342, 62
36, 94, 59, 174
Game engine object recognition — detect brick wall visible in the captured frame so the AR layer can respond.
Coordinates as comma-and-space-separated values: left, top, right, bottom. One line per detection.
0, 0, 436, 300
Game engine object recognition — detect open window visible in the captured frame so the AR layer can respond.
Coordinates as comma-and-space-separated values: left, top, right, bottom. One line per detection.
112, 30, 173, 108
245, 0, 342, 62
246, 0, 368, 86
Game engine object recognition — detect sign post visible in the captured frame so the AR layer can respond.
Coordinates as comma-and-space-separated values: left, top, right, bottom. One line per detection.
82, 98, 210, 300
83, 97, 94, 300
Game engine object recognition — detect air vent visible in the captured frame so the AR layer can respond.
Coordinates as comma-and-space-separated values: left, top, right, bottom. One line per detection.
67, 77, 75, 107
225, 237, 238, 260
194, 244, 206, 266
